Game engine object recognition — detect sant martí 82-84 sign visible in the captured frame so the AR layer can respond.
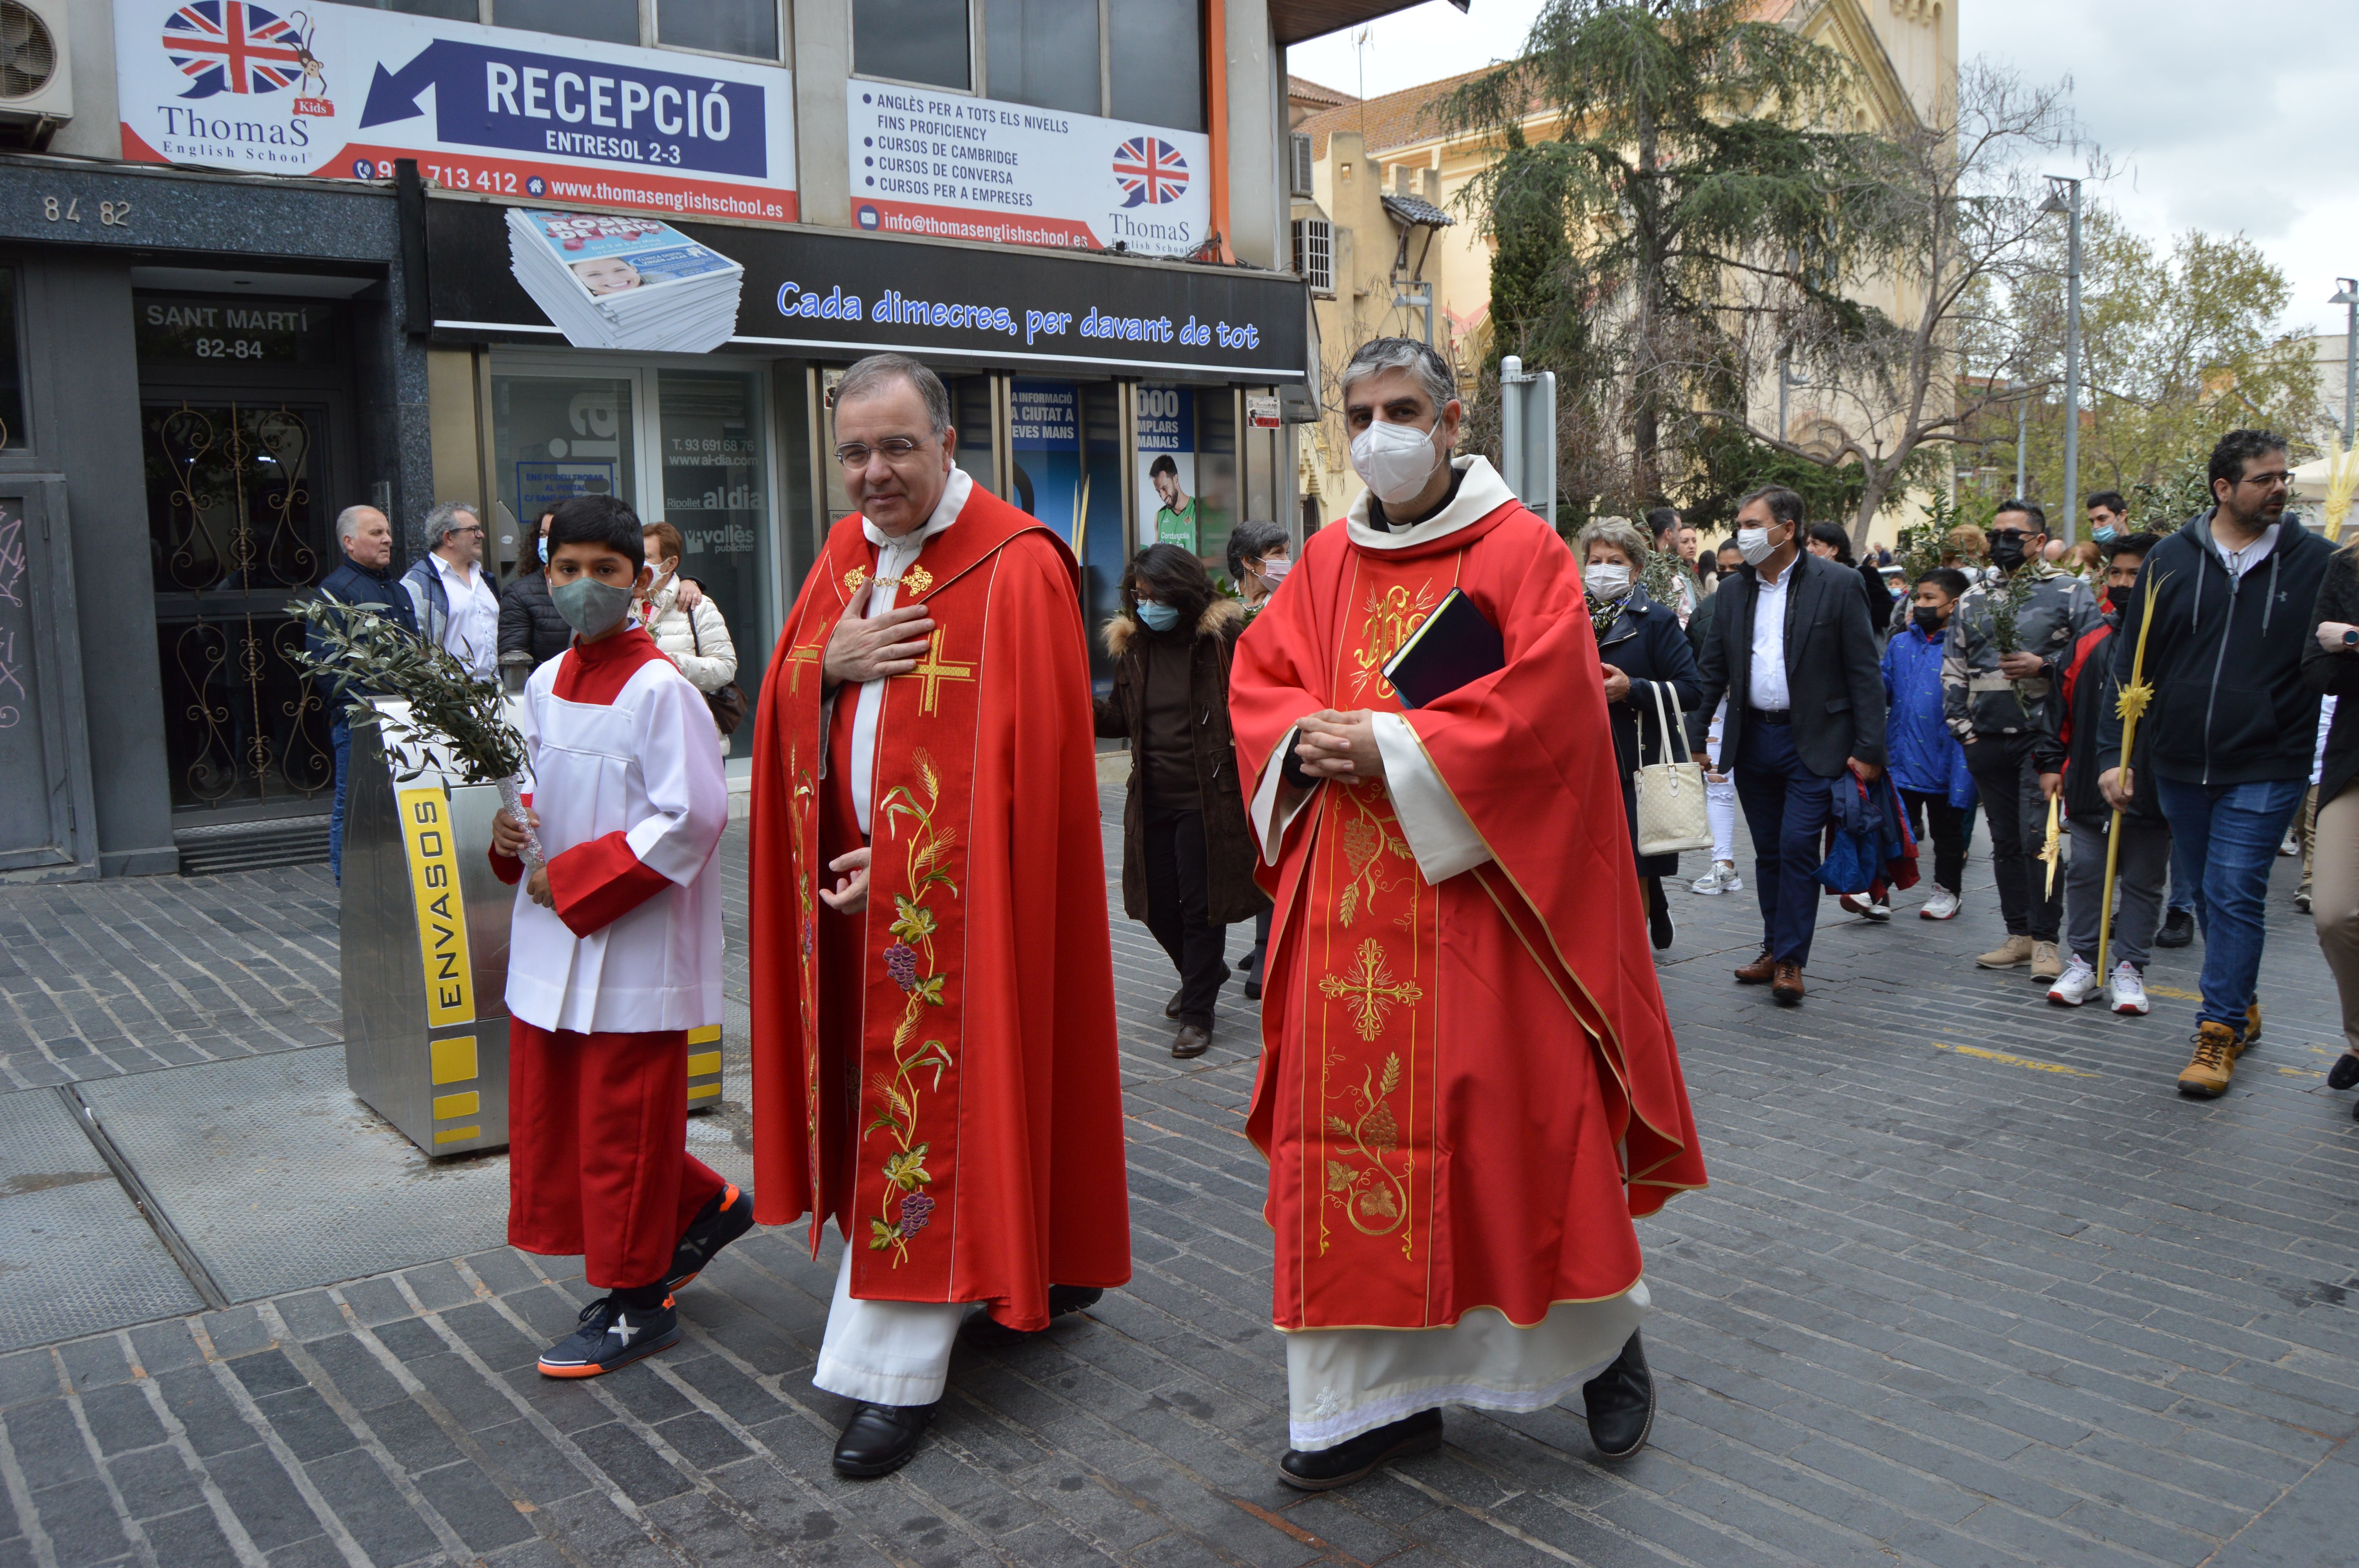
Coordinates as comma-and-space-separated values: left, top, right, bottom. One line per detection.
115, 0, 798, 222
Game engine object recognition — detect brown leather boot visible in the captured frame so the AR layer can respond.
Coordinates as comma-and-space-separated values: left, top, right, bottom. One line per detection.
1734, 949, 1776, 984
1772, 962, 1805, 1004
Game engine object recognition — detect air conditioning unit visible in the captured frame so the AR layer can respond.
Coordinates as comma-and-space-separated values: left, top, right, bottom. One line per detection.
0, 0, 70, 139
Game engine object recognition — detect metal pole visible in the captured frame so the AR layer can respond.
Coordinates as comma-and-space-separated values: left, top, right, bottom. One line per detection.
1500, 354, 1525, 505
2015, 384, 2027, 497
1778, 354, 1790, 443
2345, 286, 2356, 449
2061, 178, 2082, 545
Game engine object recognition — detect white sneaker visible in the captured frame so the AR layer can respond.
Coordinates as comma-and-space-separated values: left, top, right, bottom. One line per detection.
2107, 962, 2150, 1015
1866, 900, 1891, 921
2048, 956, 2101, 1007
1919, 887, 1960, 920
1691, 862, 1739, 896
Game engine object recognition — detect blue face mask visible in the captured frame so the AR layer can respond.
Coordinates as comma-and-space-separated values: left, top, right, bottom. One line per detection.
2090, 525, 2116, 545
1136, 600, 1181, 632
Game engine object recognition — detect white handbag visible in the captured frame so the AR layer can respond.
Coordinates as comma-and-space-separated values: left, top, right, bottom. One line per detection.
1632, 680, 1714, 857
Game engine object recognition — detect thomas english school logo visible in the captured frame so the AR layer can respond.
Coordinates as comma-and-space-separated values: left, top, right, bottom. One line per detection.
1112, 137, 1189, 208
163, 2, 334, 116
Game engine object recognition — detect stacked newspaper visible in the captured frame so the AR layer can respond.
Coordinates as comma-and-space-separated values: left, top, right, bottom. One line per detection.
505, 209, 744, 354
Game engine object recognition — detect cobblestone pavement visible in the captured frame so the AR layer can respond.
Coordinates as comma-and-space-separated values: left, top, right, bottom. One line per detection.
2, 793, 2356, 1567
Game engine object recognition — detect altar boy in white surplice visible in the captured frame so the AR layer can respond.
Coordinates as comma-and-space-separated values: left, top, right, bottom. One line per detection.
489, 494, 753, 1380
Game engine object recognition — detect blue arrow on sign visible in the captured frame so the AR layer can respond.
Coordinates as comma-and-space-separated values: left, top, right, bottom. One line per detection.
358, 40, 458, 129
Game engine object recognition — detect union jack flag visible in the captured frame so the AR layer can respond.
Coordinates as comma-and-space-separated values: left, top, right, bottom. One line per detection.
163, 2, 305, 98
1112, 137, 1189, 209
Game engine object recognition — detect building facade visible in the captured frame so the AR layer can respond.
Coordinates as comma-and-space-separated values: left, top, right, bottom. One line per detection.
1285, 0, 1959, 537
5, 0, 1407, 881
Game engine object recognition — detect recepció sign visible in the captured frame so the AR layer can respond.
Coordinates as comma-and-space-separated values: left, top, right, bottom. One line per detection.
114, 0, 797, 221
847, 89, 1211, 259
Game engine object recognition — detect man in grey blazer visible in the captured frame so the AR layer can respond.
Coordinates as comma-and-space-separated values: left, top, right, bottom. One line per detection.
1688, 486, 1889, 1002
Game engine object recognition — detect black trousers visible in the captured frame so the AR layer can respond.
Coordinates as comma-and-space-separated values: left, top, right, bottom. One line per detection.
1143, 804, 1230, 1028
1963, 733, 2061, 940
1899, 788, 1971, 894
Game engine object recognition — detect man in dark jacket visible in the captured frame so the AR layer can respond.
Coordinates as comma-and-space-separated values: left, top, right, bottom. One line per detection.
2099, 430, 2332, 1097
1943, 499, 2100, 980
1688, 485, 1887, 1004
2038, 533, 2165, 1014
313, 504, 419, 882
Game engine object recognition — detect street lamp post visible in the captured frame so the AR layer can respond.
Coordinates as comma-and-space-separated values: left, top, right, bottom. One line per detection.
2332, 278, 2358, 448
2041, 176, 2083, 544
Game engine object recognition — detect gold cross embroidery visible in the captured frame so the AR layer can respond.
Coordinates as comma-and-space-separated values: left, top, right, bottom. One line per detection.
907, 627, 976, 716
1319, 938, 1425, 1042
785, 642, 823, 694
842, 566, 869, 596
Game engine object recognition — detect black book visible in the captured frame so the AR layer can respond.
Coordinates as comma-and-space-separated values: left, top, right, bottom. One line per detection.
1381, 588, 1504, 709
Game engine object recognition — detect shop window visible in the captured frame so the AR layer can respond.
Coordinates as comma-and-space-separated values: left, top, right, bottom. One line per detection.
659, 0, 781, 60
950, 375, 999, 497
985, 0, 1100, 117
492, 0, 640, 46
0, 269, 24, 448
854, 0, 974, 91
1291, 218, 1332, 295
1107, 0, 1202, 133
656, 370, 768, 758
491, 374, 638, 555
377, 0, 478, 20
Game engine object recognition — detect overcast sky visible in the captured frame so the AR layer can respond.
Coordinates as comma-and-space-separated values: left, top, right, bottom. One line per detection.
1289, 0, 2359, 339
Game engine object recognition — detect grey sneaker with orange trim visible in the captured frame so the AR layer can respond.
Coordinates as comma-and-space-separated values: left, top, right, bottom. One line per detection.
667, 1182, 754, 1292
537, 1293, 680, 1378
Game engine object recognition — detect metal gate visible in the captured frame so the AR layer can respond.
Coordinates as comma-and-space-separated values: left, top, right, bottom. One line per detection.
0, 476, 97, 876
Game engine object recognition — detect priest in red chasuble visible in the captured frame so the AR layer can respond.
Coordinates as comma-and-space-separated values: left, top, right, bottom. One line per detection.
1230, 338, 1708, 1491
745, 354, 1129, 1479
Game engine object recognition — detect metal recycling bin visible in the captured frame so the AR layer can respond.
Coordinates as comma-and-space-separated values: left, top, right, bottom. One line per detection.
339, 700, 723, 1158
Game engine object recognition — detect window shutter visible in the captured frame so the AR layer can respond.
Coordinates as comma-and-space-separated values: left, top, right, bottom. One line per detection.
1289, 132, 1315, 199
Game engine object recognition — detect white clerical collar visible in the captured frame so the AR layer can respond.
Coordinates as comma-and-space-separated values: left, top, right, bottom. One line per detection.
863, 465, 972, 559
1346, 456, 1517, 552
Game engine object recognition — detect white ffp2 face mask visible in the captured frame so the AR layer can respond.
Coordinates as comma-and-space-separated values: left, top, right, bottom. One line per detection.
1583, 563, 1632, 597
1349, 418, 1442, 507
1736, 526, 1778, 566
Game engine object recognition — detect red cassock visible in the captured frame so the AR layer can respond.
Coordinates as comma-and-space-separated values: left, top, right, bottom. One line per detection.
745, 484, 1131, 1332
1229, 492, 1707, 1332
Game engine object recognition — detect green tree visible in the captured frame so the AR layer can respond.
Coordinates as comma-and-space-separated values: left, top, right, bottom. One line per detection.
1443, 0, 1904, 507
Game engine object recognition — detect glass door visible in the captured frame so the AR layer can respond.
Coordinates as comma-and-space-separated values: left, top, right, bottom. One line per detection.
490, 368, 643, 547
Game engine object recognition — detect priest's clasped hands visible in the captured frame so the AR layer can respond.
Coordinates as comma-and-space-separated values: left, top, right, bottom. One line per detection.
1293, 710, 1389, 784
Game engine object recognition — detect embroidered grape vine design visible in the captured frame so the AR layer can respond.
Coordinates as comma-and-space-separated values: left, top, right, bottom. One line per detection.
865, 748, 959, 1265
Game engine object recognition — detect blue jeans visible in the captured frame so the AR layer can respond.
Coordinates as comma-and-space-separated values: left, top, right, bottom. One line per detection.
1734, 716, 1837, 967
2152, 775, 2306, 1034
329, 717, 352, 884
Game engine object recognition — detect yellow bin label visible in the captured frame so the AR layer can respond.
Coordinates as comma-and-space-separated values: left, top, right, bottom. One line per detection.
398, 788, 475, 1028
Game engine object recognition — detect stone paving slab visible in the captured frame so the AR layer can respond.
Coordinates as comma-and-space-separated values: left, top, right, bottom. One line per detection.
2, 793, 2356, 1565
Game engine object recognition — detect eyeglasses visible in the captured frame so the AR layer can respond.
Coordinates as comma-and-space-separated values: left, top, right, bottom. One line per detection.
2237, 471, 2292, 489
834, 437, 929, 468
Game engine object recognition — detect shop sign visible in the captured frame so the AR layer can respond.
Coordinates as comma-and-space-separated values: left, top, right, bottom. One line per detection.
426, 196, 1309, 382
848, 89, 1210, 259
114, 0, 797, 221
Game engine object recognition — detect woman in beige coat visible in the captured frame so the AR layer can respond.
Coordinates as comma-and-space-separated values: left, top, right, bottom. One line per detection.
639, 522, 737, 751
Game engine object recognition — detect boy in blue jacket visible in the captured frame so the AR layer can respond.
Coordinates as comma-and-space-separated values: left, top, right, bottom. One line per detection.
1882, 568, 1976, 920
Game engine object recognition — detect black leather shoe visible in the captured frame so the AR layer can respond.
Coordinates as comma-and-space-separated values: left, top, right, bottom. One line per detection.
1583, 1332, 1654, 1459
1164, 991, 1183, 1019
1172, 1024, 1211, 1058
832, 1402, 935, 1478
1243, 978, 1262, 1002
2155, 909, 2195, 949
2330, 1053, 2359, 1091
1278, 1409, 1441, 1491
963, 1285, 1106, 1348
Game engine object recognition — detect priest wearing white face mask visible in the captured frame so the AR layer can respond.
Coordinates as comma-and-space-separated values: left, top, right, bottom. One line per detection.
1227, 337, 1707, 1491
1684, 485, 1888, 1005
